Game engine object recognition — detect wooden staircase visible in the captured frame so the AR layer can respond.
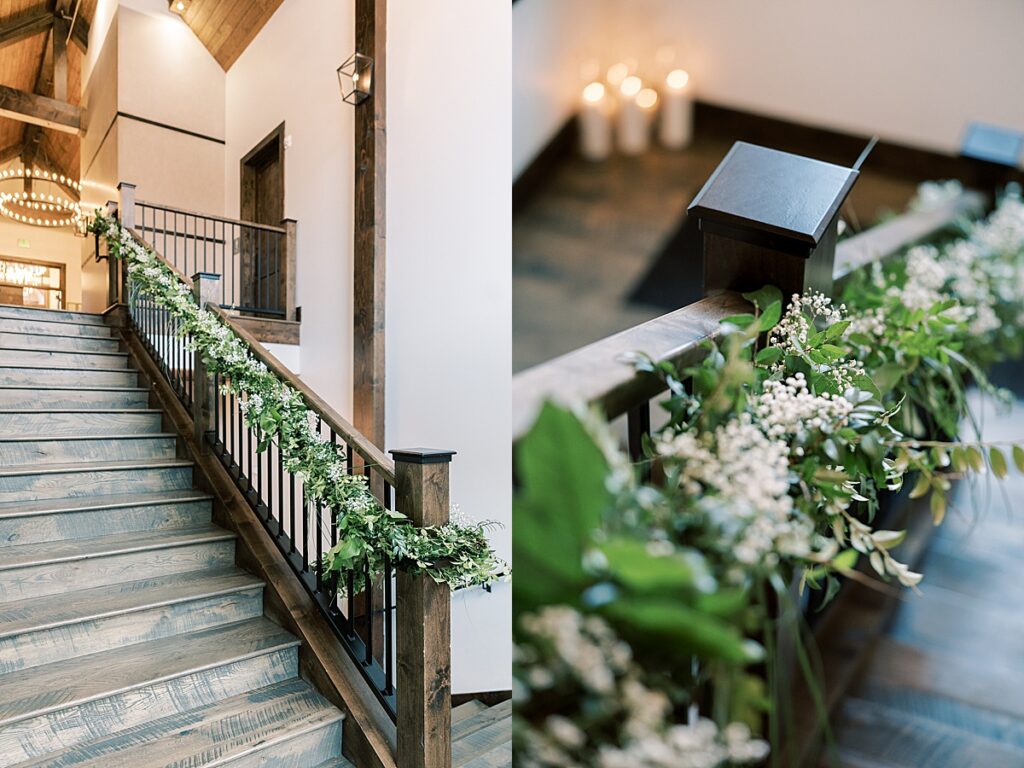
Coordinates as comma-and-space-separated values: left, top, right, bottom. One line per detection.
0, 303, 512, 767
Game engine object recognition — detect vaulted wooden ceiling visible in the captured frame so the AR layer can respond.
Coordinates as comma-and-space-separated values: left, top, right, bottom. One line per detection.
0, 0, 94, 190
175, 0, 285, 71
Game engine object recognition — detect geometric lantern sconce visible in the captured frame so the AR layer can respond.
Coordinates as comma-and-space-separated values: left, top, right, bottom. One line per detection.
337, 53, 373, 105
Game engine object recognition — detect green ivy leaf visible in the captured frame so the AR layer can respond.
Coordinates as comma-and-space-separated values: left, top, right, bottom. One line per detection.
990, 447, 1008, 479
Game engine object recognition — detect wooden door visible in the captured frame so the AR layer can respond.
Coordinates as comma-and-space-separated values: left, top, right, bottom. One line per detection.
240, 124, 285, 313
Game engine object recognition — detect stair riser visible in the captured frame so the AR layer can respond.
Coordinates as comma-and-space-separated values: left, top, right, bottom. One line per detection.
0, 307, 105, 326
0, 333, 120, 353
0, 645, 298, 767
0, 389, 149, 409
0, 466, 193, 502
0, 540, 235, 603
0, 368, 137, 387
0, 588, 264, 675
0, 411, 161, 436
0, 499, 210, 547
0, 349, 127, 369
0, 435, 175, 465
222, 719, 345, 768
0, 319, 111, 338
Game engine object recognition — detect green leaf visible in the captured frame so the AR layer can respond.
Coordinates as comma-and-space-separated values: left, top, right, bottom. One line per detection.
909, 473, 931, 499
513, 402, 611, 617
930, 489, 947, 525
599, 537, 707, 595
757, 300, 782, 332
832, 549, 859, 571
990, 447, 1008, 479
722, 313, 756, 329
1013, 445, 1024, 473
755, 346, 784, 366
601, 598, 761, 666
742, 285, 783, 312
966, 446, 985, 473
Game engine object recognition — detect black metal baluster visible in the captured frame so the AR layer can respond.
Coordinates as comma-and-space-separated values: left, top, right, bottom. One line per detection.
384, 553, 394, 694
627, 401, 652, 483
363, 564, 373, 665
289, 472, 297, 553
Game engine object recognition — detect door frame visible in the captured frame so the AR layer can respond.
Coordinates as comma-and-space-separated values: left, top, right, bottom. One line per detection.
239, 121, 286, 224
239, 123, 286, 314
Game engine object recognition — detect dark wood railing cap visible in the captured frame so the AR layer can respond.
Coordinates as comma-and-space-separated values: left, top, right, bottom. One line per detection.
390, 449, 456, 465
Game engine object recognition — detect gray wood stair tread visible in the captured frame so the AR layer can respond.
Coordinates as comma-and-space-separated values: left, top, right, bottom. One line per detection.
0, 567, 262, 639
835, 696, 1024, 768
10, 678, 344, 768
453, 702, 512, 767
0, 386, 147, 393
0, 525, 233, 571
453, 700, 488, 723
0, 457, 191, 478
0, 617, 300, 726
0, 487, 210, 518
454, 699, 512, 741
0, 408, 161, 415
0, 348, 127, 360
0, 305, 106, 324
458, 743, 512, 768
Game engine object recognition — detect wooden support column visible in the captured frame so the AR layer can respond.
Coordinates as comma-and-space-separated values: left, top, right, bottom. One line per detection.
353, 0, 387, 450
392, 448, 454, 768
192, 272, 221, 451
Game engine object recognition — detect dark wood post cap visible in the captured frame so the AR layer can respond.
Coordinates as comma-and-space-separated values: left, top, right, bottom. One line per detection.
390, 449, 456, 465
689, 141, 859, 258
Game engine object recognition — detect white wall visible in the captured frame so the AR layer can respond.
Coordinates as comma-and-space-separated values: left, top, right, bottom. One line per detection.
514, 0, 1024, 170
512, 0, 603, 177
388, 0, 512, 694
226, 0, 512, 694
224, 0, 351, 412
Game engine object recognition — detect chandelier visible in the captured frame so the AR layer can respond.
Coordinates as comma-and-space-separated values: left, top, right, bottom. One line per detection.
0, 167, 83, 229
0, 260, 48, 287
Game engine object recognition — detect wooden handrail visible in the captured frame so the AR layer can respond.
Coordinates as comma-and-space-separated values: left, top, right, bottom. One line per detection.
207, 303, 397, 486
126, 224, 394, 485
512, 291, 749, 441
512, 189, 986, 443
135, 198, 289, 234
833, 190, 985, 283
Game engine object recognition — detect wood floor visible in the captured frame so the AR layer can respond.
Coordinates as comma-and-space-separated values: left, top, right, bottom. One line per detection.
824, 393, 1024, 768
513, 138, 921, 372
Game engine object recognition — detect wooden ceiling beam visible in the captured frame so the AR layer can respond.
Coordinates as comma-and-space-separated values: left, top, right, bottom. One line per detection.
66, 9, 88, 53
0, 145, 23, 165
0, 85, 81, 135
0, 10, 53, 51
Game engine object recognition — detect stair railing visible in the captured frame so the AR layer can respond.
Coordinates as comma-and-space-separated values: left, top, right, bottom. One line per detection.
118, 204, 454, 768
109, 182, 297, 320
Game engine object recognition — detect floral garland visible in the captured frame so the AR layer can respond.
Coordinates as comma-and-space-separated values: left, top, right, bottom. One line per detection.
514, 185, 1024, 767
92, 213, 507, 591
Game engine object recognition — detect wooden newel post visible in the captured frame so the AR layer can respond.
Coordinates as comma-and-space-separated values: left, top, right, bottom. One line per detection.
111, 182, 137, 306
689, 142, 861, 301
391, 448, 455, 768
192, 272, 221, 452
281, 218, 297, 321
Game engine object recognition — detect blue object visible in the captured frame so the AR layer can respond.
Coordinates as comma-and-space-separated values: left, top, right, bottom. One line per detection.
961, 122, 1024, 167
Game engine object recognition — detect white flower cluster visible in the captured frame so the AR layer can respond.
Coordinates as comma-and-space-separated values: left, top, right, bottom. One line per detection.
656, 416, 815, 568
515, 606, 768, 768
843, 516, 922, 588
754, 373, 854, 441
768, 292, 865, 388
909, 179, 963, 212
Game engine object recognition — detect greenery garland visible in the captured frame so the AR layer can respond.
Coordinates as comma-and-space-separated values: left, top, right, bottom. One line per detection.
92, 213, 507, 591
514, 185, 1024, 767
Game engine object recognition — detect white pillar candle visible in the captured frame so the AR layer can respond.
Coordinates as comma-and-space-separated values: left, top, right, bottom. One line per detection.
660, 69, 694, 150
578, 82, 613, 162
617, 77, 658, 155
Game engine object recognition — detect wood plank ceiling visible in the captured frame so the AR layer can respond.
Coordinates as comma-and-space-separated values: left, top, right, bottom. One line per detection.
175, 0, 285, 71
0, 0, 94, 187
